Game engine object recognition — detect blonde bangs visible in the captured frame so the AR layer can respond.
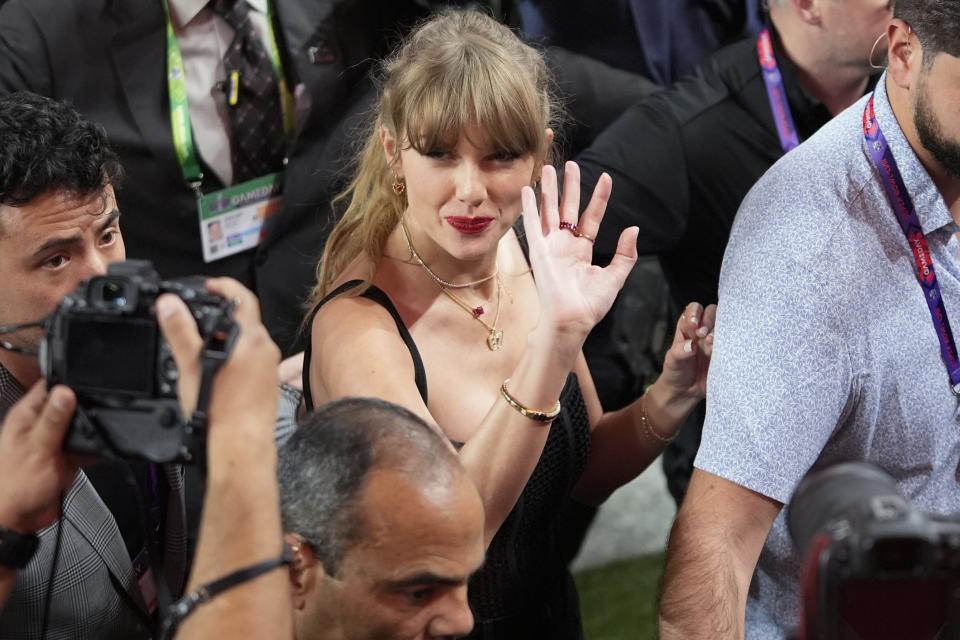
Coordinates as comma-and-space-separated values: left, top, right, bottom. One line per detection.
396, 37, 546, 157
310, 9, 559, 308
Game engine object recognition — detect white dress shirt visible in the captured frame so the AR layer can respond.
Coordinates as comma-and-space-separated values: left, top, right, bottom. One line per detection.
168, 0, 273, 187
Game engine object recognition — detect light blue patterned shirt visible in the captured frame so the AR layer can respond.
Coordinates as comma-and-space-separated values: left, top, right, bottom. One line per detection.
696, 73, 960, 638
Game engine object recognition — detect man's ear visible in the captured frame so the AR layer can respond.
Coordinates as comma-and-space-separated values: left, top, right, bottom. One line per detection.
286, 533, 319, 611
380, 126, 403, 178
887, 19, 919, 90
790, 0, 822, 26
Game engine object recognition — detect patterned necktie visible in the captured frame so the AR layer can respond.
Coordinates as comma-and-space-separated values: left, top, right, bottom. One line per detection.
210, 0, 286, 183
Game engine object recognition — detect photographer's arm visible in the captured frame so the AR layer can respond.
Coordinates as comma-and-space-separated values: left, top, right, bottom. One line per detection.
0, 383, 78, 610
156, 279, 289, 640
658, 469, 781, 640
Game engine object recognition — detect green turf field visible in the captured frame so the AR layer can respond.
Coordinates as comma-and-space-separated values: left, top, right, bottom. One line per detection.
575, 553, 664, 640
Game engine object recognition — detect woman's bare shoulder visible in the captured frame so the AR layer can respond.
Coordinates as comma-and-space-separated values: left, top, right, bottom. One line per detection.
308, 281, 428, 416
311, 283, 401, 343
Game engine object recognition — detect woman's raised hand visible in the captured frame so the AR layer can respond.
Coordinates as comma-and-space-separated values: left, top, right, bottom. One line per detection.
521, 161, 639, 341
659, 302, 716, 402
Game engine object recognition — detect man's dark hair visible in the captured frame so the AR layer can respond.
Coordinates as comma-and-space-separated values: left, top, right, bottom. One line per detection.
277, 397, 461, 575
0, 91, 122, 208
895, 0, 960, 63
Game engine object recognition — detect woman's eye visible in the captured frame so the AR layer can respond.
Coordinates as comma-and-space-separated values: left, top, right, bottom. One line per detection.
490, 150, 521, 162
425, 149, 451, 160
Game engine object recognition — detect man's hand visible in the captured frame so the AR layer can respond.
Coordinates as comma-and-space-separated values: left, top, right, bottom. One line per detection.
0, 383, 78, 534
155, 278, 281, 469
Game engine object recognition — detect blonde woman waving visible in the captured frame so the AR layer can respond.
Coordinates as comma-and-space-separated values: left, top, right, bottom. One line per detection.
302, 10, 714, 638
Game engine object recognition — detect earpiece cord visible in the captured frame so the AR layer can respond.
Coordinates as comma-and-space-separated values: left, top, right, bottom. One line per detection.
0, 319, 46, 355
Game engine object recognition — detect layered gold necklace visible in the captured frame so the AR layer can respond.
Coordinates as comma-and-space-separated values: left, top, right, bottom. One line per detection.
442, 276, 504, 351
400, 219, 504, 351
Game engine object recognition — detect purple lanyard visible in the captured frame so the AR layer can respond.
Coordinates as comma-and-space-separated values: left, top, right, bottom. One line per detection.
757, 29, 800, 153
864, 96, 960, 394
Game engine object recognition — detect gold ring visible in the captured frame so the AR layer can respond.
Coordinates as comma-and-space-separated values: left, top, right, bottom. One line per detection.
575, 231, 595, 244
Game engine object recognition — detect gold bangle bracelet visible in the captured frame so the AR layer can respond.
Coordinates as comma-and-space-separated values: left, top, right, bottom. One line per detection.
639, 394, 675, 444
500, 378, 562, 423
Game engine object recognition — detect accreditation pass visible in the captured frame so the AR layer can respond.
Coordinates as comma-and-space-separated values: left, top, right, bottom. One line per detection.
198, 172, 283, 262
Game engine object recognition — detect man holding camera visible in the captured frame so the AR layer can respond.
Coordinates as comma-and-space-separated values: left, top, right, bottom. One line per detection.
0, 266, 292, 639
659, 1, 960, 638
0, 92, 186, 638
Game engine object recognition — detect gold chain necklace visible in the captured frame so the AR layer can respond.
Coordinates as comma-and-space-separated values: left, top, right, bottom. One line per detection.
399, 217, 505, 350
442, 275, 505, 351
399, 218, 498, 289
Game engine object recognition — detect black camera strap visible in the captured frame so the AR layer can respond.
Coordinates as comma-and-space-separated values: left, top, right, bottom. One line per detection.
185, 346, 228, 467
184, 303, 238, 466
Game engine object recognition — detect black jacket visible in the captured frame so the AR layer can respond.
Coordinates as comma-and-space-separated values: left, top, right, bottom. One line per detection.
578, 31, 840, 308
0, 0, 429, 355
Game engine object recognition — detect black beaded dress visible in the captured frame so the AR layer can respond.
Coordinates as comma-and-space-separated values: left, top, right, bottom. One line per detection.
302, 234, 593, 638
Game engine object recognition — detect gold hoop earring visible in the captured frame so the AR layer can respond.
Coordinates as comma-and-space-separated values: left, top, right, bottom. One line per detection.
392, 176, 406, 196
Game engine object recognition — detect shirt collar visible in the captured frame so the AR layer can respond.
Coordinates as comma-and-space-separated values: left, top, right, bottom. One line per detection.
871, 72, 955, 235
168, 0, 269, 29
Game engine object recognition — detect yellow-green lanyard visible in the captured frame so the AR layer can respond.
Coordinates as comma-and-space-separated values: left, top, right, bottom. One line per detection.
162, 0, 295, 188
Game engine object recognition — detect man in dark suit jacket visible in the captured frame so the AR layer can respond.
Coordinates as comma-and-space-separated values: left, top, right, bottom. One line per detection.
0, 0, 431, 357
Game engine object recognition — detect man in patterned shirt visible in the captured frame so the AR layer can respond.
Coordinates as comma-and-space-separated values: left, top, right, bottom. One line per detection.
660, 1, 960, 638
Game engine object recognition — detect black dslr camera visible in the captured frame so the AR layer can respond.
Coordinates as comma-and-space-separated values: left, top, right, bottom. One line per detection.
788, 462, 960, 640
40, 260, 238, 463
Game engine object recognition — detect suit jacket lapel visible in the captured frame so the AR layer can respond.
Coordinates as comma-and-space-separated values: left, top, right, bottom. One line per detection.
273, 0, 341, 142
273, 0, 329, 76
66, 472, 150, 615
262, 0, 340, 249
108, 0, 181, 170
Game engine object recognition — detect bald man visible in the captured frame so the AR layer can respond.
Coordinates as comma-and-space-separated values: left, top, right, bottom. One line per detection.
278, 398, 485, 640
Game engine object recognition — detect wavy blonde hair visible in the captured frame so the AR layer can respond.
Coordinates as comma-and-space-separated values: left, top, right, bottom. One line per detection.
308, 9, 559, 306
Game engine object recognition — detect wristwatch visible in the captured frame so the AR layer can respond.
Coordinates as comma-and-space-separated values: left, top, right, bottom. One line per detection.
0, 525, 39, 569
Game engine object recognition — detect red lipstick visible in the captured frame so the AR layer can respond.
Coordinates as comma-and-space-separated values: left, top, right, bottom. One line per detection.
445, 217, 494, 234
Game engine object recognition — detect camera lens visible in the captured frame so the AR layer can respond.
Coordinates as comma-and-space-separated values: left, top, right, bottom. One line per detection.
101, 280, 128, 308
